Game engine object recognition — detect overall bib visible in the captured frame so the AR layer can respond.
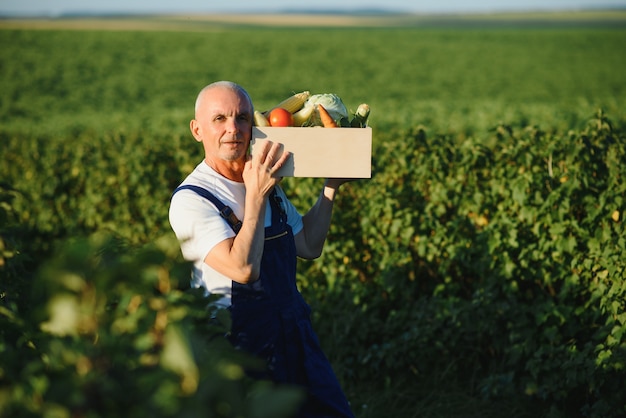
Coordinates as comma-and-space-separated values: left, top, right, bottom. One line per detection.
228, 190, 354, 418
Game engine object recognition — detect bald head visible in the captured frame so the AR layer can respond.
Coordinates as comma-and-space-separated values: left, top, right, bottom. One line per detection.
195, 81, 253, 116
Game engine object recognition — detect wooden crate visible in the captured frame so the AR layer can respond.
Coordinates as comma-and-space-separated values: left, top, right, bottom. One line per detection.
251, 127, 372, 178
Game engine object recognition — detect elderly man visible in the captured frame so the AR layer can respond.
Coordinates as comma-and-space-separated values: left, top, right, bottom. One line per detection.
169, 81, 354, 417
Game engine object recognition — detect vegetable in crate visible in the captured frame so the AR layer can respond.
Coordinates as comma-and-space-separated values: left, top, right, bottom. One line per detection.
289, 93, 351, 127
254, 110, 270, 127
263, 91, 310, 116
257, 90, 370, 128
350, 103, 370, 128
317, 104, 338, 128
268, 108, 293, 127
292, 104, 316, 127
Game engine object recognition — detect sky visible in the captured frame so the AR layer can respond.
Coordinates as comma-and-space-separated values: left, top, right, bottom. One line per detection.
1, 0, 625, 16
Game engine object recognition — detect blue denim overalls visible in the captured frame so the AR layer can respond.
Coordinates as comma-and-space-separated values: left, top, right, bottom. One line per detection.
174, 185, 354, 417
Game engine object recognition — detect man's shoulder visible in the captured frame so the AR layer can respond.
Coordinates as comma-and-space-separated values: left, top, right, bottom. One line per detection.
183, 161, 217, 184
174, 163, 222, 195
173, 163, 246, 215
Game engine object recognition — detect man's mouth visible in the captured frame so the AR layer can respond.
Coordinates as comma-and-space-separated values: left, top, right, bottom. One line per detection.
222, 137, 243, 145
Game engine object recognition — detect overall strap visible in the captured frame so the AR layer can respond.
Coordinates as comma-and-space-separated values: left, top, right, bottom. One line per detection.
173, 185, 242, 234
269, 188, 287, 226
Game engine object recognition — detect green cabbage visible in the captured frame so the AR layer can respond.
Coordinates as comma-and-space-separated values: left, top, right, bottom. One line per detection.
304, 93, 349, 125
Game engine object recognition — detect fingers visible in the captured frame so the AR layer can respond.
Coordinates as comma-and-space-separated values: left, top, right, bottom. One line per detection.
269, 148, 290, 176
261, 141, 280, 164
258, 140, 290, 177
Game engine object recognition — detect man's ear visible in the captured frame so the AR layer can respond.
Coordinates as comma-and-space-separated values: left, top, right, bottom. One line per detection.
190, 119, 202, 143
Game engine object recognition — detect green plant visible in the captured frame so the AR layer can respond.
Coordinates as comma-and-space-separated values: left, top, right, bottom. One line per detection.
0, 234, 303, 418
2, 24, 626, 418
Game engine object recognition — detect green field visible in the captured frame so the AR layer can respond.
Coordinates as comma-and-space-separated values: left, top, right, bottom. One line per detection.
2, 14, 625, 135
1, 14, 626, 418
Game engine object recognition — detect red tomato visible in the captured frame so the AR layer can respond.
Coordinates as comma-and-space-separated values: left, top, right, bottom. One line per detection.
268, 108, 293, 127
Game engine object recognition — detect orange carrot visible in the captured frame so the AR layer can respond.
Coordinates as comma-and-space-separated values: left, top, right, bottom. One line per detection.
317, 104, 338, 128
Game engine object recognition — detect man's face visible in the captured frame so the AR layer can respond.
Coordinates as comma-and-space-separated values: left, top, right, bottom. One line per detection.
192, 86, 253, 162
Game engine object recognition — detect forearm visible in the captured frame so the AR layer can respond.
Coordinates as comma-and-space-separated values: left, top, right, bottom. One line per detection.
231, 193, 267, 281
299, 180, 340, 259
206, 194, 267, 284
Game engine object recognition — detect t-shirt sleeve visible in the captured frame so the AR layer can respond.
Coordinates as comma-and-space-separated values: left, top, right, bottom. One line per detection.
168, 190, 235, 263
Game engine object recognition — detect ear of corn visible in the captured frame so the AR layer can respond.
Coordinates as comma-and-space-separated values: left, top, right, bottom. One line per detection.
254, 110, 270, 127
263, 91, 310, 116
291, 103, 315, 127
350, 103, 370, 127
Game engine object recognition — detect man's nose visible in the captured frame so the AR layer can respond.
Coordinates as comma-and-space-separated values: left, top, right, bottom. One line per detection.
226, 117, 239, 132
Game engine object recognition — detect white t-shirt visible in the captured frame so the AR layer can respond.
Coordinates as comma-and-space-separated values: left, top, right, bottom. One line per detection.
168, 161, 304, 307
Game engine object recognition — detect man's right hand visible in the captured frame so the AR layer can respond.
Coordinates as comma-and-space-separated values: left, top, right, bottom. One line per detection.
243, 140, 291, 198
